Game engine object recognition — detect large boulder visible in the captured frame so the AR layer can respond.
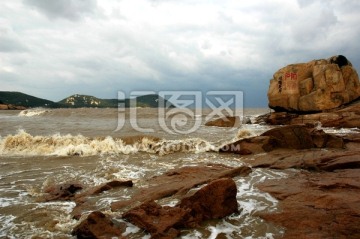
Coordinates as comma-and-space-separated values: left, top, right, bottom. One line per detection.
122, 178, 239, 239
111, 165, 251, 211
268, 55, 360, 112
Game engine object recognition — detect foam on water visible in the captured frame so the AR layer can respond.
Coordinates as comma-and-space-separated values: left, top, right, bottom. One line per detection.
0, 130, 226, 157
18, 108, 50, 117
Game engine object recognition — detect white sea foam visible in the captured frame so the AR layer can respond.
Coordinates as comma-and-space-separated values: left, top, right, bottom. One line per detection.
0, 130, 221, 157
18, 108, 50, 117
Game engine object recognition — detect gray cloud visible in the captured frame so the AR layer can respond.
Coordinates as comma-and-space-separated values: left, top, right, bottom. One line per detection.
0, 26, 28, 52
0, 0, 359, 106
23, 0, 97, 21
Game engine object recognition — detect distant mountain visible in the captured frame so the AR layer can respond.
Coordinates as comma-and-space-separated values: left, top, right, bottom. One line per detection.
58, 94, 118, 108
0, 91, 174, 109
0, 91, 62, 108
59, 94, 174, 108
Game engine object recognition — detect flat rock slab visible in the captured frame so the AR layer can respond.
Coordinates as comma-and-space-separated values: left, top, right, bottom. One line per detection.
243, 147, 360, 171
257, 169, 360, 239
111, 164, 251, 211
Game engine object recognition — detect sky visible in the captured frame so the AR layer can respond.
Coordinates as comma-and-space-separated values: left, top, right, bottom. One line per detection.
1, 0, 360, 107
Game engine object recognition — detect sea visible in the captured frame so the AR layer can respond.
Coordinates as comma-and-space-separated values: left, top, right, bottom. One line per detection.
0, 107, 311, 239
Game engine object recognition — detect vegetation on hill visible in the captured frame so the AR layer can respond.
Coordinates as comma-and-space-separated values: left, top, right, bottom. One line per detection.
0, 91, 62, 108
60, 94, 173, 108
0, 91, 173, 108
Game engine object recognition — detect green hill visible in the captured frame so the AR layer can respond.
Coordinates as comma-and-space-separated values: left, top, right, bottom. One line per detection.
58, 94, 117, 108
0, 91, 61, 108
58, 94, 174, 108
0, 91, 174, 109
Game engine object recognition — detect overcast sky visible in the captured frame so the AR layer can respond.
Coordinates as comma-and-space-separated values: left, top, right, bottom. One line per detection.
1, 0, 360, 107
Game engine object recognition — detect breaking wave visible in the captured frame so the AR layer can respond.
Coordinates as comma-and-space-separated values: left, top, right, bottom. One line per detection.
0, 130, 223, 157
18, 108, 51, 117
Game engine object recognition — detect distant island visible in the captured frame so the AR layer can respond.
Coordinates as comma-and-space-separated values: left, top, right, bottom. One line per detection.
0, 91, 174, 109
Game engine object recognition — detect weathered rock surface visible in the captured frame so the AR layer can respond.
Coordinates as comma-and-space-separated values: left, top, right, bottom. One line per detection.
72, 211, 124, 239
72, 180, 133, 219
256, 101, 360, 128
178, 178, 239, 226
220, 125, 344, 155
205, 116, 240, 127
257, 169, 360, 239
123, 178, 239, 239
75, 180, 133, 201
233, 136, 360, 239
268, 55, 360, 112
111, 164, 251, 211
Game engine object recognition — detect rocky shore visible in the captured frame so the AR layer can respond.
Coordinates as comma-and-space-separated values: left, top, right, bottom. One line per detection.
39, 122, 360, 238
39, 55, 360, 238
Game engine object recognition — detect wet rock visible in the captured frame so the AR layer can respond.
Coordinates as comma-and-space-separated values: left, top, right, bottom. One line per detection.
220, 125, 344, 155
75, 180, 133, 200
261, 125, 314, 149
219, 136, 277, 154
123, 178, 239, 239
268, 55, 360, 112
123, 201, 187, 239
257, 101, 360, 128
205, 116, 239, 127
257, 169, 360, 239
72, 211, 124, 239
72, 180, 133, 219
111, 164, 251, 211
245, 147, 360, 171
178, 178, 239, 227
43, 182, 83, 201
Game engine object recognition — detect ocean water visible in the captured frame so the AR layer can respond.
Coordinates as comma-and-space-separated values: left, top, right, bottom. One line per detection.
0, 107, 287, 239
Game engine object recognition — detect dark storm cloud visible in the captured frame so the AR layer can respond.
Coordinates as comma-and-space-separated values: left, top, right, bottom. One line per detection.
1, 0, 360, 106
23, 0, 97, 21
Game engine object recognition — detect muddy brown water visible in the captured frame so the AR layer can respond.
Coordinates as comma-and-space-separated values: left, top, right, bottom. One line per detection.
0, 108, 293, 238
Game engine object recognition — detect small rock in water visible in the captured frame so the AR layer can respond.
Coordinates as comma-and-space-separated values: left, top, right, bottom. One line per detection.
72, 211, 124, 239
43, 182, 83, 201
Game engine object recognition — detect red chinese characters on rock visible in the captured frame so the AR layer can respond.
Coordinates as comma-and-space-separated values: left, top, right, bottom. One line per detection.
278, 72, 298, 94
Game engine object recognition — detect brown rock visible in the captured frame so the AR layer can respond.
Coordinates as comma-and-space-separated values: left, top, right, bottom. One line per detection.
72, 211, 124, 239
205, 116, 239, 127
72, 180, 133, 219
43, 182, 83, 201
220, 125, 344, 155
261, 125, 315, 149
75, 180, 133, 201
257, 102, 360, 128
123, 178, 239, 239
0, 104, 9, 110
268, 55, 360, 112
243, 146, 360, 171
257, 169, 360, 239
178, 178, 239, 227
0, 104, 27, 110
123, 201, 187, 239
219, 136, 277, 154
111, 164, 251, 211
